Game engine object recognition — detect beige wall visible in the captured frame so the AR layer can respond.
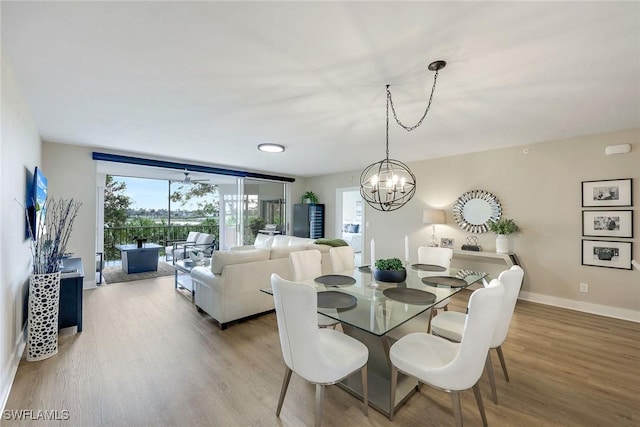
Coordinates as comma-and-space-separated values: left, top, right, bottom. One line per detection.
42, 143, 97, 287
308, 128, 640, 320
0, 53, 42, 407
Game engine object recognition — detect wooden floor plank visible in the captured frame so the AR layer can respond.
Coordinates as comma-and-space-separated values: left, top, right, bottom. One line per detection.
4, 276, 639, 426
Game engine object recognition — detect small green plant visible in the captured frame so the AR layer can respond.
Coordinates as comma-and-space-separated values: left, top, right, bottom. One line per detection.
487, 218, 519, 235
375, 257, 404, 271
301, 191, 319, 204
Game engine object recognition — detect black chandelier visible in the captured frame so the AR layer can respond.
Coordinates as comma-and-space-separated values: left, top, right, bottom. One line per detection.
360, 60, 446, 212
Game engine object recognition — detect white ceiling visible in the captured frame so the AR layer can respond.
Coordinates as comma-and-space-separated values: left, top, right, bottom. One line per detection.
3, 1, 639, 178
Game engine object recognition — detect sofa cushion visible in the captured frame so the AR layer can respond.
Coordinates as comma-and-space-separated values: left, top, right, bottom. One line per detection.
211, 249, 270, 275
269, 245, 308, 260
253, 233, 274, 248
272, 235, 315, 247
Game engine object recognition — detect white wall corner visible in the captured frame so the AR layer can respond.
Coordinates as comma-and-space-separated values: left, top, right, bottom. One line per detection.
0, 324, 27, 412
83, 280, 97, 290
518, 291, 640, 323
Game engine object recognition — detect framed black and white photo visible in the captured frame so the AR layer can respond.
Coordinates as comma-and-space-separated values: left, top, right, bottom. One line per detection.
581, 240, 632, 270
582, 178, 632, 207
440, 237, 454, 249
582, 210, 633, 238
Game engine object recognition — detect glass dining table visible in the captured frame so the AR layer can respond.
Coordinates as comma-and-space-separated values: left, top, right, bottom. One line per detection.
261, 264, 487, 418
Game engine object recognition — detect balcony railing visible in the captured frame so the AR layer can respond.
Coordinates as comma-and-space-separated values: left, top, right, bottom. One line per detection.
103, 225, 219, 262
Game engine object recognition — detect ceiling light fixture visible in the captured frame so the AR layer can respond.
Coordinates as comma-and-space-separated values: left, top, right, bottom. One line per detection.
258, 143, 285, 153
360, 60, 446, 212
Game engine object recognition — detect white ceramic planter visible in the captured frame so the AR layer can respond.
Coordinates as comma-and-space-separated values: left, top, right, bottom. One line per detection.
496, 234, 510, 254
27, 271, 61, 362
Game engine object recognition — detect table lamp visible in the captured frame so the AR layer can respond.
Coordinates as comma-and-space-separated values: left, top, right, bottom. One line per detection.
423, 209, 445, 247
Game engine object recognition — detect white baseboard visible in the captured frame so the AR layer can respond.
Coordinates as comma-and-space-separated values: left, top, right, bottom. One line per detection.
518, 291, 640, 323
83, 280, 97, 290
1, 325, 27, 412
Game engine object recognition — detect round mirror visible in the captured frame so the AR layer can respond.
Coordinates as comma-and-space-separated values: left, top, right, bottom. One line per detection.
452, 190, 502, 233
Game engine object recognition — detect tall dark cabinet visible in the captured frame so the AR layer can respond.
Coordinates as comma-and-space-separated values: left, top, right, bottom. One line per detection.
293, 203, 325, 238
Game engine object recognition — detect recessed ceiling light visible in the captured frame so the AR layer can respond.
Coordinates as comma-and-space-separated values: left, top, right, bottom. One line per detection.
258, 143, 285, 153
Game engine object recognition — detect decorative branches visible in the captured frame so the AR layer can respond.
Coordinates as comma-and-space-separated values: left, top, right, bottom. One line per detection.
27, 198, 82, 274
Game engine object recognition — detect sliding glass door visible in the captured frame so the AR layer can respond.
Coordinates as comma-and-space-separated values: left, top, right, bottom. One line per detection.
242, 178, 287, 246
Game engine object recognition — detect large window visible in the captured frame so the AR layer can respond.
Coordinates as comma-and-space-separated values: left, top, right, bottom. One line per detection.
103, 175, 220, 261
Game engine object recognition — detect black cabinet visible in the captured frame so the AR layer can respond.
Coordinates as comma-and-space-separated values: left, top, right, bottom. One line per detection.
293, 204, 325, 238
59, 258, 84, 332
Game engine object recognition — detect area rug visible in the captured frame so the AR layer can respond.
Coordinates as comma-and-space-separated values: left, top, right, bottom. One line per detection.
102, 261, 175, 284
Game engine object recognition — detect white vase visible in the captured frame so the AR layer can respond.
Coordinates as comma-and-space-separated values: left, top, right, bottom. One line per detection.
27, 271, 61, 361
496, 234, 510, 254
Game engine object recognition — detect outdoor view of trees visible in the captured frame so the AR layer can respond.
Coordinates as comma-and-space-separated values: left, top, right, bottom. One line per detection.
103, 175, 220, 261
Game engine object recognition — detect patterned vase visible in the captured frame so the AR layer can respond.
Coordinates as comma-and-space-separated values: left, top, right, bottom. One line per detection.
27, 271, 61, 362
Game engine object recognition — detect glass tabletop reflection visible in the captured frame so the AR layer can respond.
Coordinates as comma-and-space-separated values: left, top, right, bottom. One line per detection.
261, 266, 486, 337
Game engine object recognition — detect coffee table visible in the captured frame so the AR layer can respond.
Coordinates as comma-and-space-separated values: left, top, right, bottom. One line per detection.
173, 258, 211, 302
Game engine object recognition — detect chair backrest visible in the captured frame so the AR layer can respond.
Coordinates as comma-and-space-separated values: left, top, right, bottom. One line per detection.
271, 274, 323, 378
329, 246, 355, 274
186, 231, 201, 243
490, 265, 524, 347
430, 281, 504, 391
289, 250, 322, 281
196, 233, 215, 246
417, 246, 453, 274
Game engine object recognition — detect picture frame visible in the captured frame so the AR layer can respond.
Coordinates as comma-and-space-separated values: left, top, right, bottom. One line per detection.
582, 178, 632, 207
581, 240, 632, 270
440, 237, 454, 249
582, 210, 633, 238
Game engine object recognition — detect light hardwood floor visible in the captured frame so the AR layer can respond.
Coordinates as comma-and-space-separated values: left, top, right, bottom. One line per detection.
4, 276, 639, 426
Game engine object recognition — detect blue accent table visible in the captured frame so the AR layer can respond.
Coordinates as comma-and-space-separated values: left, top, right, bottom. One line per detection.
115, 243, 162, 274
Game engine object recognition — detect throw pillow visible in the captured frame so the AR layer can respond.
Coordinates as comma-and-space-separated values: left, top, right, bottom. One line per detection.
314, 238, 349, 247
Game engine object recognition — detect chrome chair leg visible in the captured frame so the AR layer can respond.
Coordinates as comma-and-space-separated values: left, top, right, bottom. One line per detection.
276, 367, 292, 416
496, 346, 510, 381
361, 365, 368, 416
389, 366, 398, 421
485, 352, 498, 404
473, 383, 488, 427
450, 391, 463, 427
314, 384, 325, 427
427, 309, 434, 334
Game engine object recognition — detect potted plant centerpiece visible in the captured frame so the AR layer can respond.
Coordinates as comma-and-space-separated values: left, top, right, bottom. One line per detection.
26, 197, 81, 361
301, 191, 319, 204
373, 257, 407, 283
487, 218, 519, 254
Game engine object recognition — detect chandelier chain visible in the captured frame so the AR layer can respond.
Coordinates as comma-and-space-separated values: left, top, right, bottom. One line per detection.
387, 69, 440, 132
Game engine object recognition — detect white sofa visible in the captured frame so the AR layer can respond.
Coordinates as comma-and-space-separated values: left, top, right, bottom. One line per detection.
191, 237, 332, 329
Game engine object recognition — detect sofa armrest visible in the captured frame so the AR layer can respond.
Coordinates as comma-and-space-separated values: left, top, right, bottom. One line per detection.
191, 266, 218, 289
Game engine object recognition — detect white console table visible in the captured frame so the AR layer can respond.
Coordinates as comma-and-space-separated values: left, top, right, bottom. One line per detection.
453, 249, 520, 267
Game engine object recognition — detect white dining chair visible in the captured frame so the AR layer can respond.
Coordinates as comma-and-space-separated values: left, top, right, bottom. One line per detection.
418, 246, 453, 332
289, 250, 340, 328
389, 281, 504, 426
329, 246, 355, 274
271, 274, 369, 427
430, 265, 525, 404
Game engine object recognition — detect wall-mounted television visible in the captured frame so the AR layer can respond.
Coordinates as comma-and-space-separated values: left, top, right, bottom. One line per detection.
26, 166, 48, 239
